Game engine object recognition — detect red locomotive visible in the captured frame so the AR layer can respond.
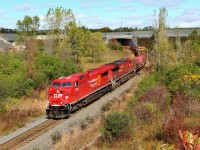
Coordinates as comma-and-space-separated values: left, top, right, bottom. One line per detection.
46, 54, 146, 118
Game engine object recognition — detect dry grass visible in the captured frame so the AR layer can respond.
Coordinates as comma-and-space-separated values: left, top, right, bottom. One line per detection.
54, 117, 103, 150
0, 96, 46, 135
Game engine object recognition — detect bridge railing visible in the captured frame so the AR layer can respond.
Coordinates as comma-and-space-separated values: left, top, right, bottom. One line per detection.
103, 32, 133, 36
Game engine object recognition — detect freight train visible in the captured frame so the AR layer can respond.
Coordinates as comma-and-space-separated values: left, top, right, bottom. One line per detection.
46, 54, 146, 119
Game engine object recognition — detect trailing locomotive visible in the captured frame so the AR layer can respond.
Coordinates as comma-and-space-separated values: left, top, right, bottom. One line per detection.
46, 54, 146, 119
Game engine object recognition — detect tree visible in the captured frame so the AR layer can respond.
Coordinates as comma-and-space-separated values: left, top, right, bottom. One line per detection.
16, 15, 40, 85
16, 15, 40, 37
32, 16, 40, 34
45, 7, 75, 45
153, 8, 177, 71
88, 32, 107, 63
188, 29, 200, 62
97, 27, 112, 33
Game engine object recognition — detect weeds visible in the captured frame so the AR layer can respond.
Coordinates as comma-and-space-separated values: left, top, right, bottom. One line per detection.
101, 102, 112, 112
54, 118, 102, 150
80, 121, 88, 130
162, 117, 186, 144
51, 131, 62, 144
0, 98, 46, 135
102, 111, 133, 141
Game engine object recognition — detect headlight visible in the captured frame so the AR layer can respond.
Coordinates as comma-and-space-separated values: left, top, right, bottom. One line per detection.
65, 95, 69, 99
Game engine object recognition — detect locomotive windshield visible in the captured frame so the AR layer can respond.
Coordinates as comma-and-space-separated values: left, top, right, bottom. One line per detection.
62, 82, 72, 87
53, 82, 72, 87
53, 82, 61, 87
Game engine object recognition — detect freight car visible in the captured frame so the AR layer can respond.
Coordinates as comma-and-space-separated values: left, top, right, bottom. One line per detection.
46, 55, 146, 119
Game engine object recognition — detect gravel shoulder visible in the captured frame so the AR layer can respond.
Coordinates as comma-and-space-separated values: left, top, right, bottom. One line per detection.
0, 69, 147, 150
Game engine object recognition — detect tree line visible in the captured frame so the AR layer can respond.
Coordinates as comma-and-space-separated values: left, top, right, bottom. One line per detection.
0, 7, 107, 100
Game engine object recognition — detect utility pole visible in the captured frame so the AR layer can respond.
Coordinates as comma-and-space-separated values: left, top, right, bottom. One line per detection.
121, 19, 122, 31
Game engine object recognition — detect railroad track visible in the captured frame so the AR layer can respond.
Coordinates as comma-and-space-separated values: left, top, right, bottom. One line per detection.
0, 119, 65, 150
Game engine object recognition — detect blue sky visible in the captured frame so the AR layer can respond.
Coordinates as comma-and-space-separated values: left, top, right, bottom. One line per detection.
0, 0, 199, 29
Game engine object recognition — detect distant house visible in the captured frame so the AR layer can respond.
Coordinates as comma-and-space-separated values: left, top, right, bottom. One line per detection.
0, 33, 17, 51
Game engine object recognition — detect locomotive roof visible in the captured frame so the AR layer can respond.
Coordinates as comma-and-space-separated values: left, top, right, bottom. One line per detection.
88, 63, 114, 74
53, 72, 87, 82
113, 58, 128, 65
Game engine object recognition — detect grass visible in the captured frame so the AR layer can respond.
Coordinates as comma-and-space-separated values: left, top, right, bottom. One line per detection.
53, 117, 103, 150
0, 97, 46, 135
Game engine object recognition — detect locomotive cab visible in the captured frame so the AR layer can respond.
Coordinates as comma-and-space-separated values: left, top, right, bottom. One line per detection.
46, 77, 77, 118
46, 73, 90, 119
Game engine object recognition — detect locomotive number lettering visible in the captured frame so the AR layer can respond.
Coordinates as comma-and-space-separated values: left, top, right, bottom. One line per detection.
54, 94, 63, 98
90, 82, 97, 87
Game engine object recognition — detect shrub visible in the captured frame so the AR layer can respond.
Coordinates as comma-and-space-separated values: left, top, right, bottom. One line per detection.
162, 117, 186, 144
138, 87, 171, 111
171, 92, 189, 117
193, 126, 200, 137
101, 102, 112, 112
132, 72, 162, 102
133, 102, 161, 124
165, 65, 200, 100
102, 111, 132, 141
51, 131, 62, 144
107, 41, 123, 51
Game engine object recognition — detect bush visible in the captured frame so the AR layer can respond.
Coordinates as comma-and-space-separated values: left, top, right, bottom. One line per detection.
193, 126, 200, 137
165, 65, 200, 100
35, 53, 77, 84
133, 102, 161, 123
138, 87, 171, 111
132, 72, 162, 102
107, 41, 123, 51
162, 117, 186, 144
102, 111, 133, 141
171, 92, 189, 117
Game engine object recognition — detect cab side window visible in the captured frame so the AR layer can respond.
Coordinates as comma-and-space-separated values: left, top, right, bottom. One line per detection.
74, 81, 78, 87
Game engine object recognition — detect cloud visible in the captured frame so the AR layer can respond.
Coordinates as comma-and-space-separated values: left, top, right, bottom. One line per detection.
2, 16, 14, 20
120, 0, 185, 9
176, 8, 200, 22
121, 14, 153, 28
169, 8, 200, 27
178, 22, 199, 28
14, 3, 57, 13
76, 14, 88, 19
14, 3, 36, 13
81, 0, 107, 2
80, 0, 111, 9
81, 3, 93, 9
0, 9, 6, 14
75, 13, 115, 28
76, 12, 154, 29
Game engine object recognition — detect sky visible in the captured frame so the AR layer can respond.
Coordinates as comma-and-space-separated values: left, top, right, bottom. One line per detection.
0, 0, 200, 29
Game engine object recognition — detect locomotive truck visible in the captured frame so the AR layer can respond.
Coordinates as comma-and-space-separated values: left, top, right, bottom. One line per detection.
46, 54, 146, 119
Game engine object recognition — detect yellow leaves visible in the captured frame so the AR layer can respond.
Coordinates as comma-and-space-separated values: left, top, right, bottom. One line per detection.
181, 74, 200, 83
179, 130, 200, 150
156, 142, 175, 150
